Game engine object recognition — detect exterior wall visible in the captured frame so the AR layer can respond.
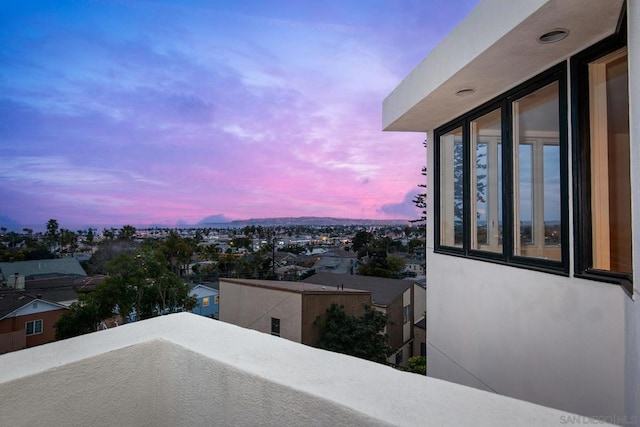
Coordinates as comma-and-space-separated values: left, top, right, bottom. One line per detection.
386, 297, 404, 351
219, 281, 302, 342
413, 284, 426, 323
0, 330, 25, 354
626, 2, 640, 422
426, 252, 627, 418
402, 288, 411, 343
413, 323, 426, 357
0, 313, 583, 426
418, 5, 637, 421
300, 292, 370, 346
191, 295, 219, 318
0, 309, 66, 348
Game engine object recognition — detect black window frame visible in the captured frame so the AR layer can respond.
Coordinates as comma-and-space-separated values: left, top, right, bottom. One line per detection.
434, 62, 569, 275
270, 317, 280, 337
570, 8, 632, 296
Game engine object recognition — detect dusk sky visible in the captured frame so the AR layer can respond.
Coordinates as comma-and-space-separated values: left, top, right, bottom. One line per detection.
1, 0, 479, 230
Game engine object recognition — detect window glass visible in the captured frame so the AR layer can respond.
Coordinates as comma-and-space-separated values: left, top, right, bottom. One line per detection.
34, 320, 43, 334
512, 82, 562, 261
271, 317, 280, 337
471, 109, 502, 253
440, 127, 464, 248
589, 49, 631, 273
203, 297, 210, 307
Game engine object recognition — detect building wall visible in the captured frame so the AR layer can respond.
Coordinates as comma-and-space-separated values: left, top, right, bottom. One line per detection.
626, 2, 640, 422
386, 297, 404, 351
0, 309, 66, 348
402, 288, 411, 344
420, 5, 638, 420
413, 323, 426, 358
300, 292, 370, 346
426, 244, 627, 418
413, 284, 426, 323
0, 330, 25, 354
219, 281, 302, 342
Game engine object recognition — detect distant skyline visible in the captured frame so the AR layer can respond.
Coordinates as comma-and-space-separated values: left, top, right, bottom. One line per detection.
0, 0, 480, 230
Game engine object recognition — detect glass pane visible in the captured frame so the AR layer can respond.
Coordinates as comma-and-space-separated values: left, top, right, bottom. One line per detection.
35, 320, 43, 334
471, 109, 502, 253
439, 127, 463, 247
512, 82, 561, 261
589, 49, 631, 273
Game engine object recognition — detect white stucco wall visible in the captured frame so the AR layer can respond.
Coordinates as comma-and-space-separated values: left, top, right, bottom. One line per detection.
0, 313, 594, 426
626, 1, 640, 422
413, 2, 637, 422
426, 253, 627, 418
219, 281, 302, 342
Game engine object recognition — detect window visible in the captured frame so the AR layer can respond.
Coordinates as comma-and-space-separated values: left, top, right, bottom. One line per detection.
271, 317, 280, 337
435, 64, 568, 273
214, 295, 219, 304
202, 297, 210, 307
26, 319, 43, 336
402, 305, 411, 324
395, 349, 403, 366
572, 17, 632, 295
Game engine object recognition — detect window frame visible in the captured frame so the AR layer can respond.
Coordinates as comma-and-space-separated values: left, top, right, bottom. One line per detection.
26, 319, 43, 336
434, 63, 569, 275
570, 10, 632, 296
270, 317, 280, 337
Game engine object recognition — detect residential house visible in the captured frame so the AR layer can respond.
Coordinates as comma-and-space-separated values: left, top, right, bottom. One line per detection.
190, 284, 219, 319
303, 273, 421, 367
383, 0, 639, 420
219, 278, 370, 346
0, 258, 87, 285
0, 292, 68, 354
312, 248, 359, 275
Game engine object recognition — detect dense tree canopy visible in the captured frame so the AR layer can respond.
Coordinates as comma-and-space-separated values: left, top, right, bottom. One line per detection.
55, 247, 196, 340
316, 304, 393, 364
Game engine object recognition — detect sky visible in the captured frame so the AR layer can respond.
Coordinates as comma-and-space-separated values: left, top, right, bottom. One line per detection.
0, 0, 479, 230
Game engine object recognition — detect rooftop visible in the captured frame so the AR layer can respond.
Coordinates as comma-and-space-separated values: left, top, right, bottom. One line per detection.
303, 273, 414, 306
220, 277, 369, 295
0, 313, 594, 426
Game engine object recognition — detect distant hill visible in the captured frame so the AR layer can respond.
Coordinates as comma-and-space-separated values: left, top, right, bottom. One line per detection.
198, 216, 410, 227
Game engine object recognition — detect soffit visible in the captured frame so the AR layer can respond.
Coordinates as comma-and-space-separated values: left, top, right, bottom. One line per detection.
382, 0, 624, 132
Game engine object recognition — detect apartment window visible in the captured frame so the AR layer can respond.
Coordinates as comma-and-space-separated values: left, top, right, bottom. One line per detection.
271, 317, 280, 337
402, 305, 411, 324
395, 350, 403, 366
572, 17, 632, 295
26, 319, 43, 336
202, 297, 210, 307
435, 63, 568, 273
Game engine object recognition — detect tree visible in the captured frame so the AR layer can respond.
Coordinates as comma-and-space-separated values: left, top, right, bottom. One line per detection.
85, 228, 95, 245
55, 247, 196, 340
118, 225, 137, 240
316, 304, 393, 364
45, 218, 59, 253
405, 356, 426, 375
358, 254, 405, 278
351, 230, 373, 252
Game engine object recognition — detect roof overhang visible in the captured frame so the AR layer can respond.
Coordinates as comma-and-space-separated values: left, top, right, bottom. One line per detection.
382, 0, 624, 132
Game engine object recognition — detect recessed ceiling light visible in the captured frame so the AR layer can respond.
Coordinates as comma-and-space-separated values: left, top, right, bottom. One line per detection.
538, 29, 569, 44
455, 88, 476, 97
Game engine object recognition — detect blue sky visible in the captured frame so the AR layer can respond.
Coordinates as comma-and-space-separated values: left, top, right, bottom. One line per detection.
0, 0, 479, 229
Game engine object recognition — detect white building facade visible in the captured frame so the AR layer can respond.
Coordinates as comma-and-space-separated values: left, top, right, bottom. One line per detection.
384, 0, 639, 422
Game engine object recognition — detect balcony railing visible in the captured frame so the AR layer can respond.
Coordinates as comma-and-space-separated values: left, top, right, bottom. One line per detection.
0, 313, 603, 426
